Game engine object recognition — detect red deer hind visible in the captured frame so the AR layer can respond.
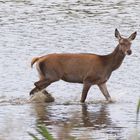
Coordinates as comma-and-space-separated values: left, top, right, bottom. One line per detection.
30, 29, 137, 103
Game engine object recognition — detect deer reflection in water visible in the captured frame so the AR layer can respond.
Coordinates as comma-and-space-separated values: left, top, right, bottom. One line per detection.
32, 103, 123, 139
32, 103, 52, 125
81, 104, 111, 128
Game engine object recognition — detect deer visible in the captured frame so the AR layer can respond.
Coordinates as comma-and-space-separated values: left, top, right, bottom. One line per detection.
30, 29, 137, 103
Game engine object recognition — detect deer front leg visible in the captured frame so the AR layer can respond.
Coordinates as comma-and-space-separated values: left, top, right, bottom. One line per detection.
80, 83, 91, 103
98, 83, 112, 102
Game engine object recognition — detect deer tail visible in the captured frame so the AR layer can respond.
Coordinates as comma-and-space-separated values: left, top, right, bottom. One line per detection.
31, 57, 39, 68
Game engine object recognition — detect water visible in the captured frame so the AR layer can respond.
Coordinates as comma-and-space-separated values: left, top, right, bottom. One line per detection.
0, 0, 140, 139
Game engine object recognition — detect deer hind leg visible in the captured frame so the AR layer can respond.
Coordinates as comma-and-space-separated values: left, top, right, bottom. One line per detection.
80, 83, 91, 103
30, 72, 47, 95
30, 61, 52, 95
30, 78, 56, 96
30, 77, 45, 95
98, 83, 112, 102
30, 86, 40, 95
30, 61, 61, 95
30, 72, 61, 96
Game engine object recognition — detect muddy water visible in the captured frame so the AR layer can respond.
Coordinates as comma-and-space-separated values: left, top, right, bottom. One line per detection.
0, 0, 140, 139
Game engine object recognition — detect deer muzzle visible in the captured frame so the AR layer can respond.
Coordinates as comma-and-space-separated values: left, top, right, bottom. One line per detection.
126, 50, 132, 55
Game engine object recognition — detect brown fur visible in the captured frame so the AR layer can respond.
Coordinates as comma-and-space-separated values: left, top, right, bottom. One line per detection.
31, 57, 39, 68
30, 29, 137, 103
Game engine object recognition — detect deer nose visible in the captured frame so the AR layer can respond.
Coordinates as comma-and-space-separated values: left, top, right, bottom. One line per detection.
127, 50, 132, 55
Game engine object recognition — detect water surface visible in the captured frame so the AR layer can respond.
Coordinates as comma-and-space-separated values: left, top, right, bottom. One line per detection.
0, 0, 140, 139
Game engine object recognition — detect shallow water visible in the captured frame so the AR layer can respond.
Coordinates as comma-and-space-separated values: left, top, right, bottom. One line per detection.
0, 0, 140, 139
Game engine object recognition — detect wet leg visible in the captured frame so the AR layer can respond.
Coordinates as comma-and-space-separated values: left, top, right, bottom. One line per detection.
30, 79, 52, 95
98, 83, 112, 102
80, 83, 91, 103
30, 87, 40, 95
34, 79, 48, 88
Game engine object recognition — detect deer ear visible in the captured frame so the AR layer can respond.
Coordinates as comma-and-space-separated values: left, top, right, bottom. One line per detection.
128, 31, 137, 41
115, 29, 121, 39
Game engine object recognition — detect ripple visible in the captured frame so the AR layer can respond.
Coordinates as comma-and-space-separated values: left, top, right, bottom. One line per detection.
0, 0, 140, 139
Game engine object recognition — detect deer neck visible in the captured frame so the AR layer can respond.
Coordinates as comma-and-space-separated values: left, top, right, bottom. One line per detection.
108, 45, 125, 71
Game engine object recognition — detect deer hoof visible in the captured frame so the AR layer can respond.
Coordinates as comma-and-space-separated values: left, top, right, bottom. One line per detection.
29, 88, 37, 96
106, 98, 114, 103
29, 90, 34, 96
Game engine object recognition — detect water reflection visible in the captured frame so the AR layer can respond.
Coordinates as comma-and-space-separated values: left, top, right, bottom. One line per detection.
32, 103, 52, 125
81, 104, 111, 128
0, 0, 140, 139
32, 102, 123, 139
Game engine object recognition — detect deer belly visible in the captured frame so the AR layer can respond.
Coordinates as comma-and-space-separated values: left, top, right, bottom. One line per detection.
94, 74, 111, 85
61, 74, 83, 83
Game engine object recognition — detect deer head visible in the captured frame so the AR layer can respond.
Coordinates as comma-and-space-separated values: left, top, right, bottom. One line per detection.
115, 29, 137, 55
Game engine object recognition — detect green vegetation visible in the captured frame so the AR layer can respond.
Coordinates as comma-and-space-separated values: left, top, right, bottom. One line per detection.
29, 99, 140, 140
136, 98, 140, 121
28, 125, 55, 140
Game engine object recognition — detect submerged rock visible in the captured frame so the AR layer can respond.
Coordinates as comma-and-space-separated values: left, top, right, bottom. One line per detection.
30, 90, 55, 103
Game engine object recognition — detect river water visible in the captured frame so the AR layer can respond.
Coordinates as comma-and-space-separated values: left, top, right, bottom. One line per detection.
0, 0, 140, 139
